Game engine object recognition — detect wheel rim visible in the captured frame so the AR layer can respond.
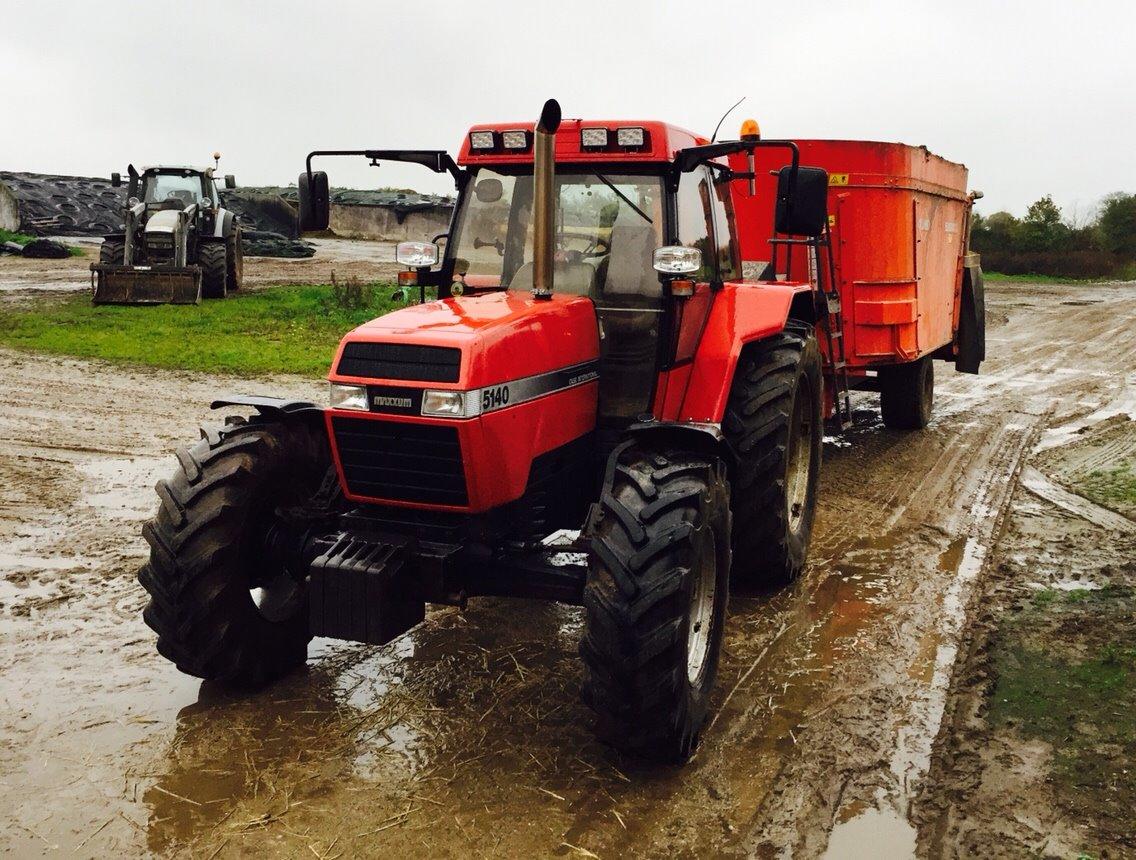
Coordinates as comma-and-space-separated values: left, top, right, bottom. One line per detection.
785, 377, 815, 535
686, 533, 717, 686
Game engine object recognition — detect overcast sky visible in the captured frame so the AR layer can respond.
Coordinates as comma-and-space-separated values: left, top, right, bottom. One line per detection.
3, 0, 1133, 219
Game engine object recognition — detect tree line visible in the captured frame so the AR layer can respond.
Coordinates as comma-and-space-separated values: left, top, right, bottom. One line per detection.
971, 192, 1136, 279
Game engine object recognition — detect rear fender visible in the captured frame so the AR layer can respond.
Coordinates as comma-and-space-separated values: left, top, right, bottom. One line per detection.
670, 282, 811, 423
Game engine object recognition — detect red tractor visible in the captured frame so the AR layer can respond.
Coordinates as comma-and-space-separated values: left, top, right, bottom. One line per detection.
139, 100, 984, 761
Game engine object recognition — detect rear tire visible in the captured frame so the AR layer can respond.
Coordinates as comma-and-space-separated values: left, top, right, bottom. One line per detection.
879, 356, 934, 430
226, 226, 244, 291
99, 238, 124, 265
138, 417, 332, 687
199, 242, 227, 299
581, 446, 731, 762
722, 322, 823, 587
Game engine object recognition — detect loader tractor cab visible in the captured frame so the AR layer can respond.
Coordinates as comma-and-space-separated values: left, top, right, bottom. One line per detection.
137, 100, 840, 763
94, 163, 243, 304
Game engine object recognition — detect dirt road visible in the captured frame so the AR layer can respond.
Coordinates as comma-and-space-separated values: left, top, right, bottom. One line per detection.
1, 279, 1134, 857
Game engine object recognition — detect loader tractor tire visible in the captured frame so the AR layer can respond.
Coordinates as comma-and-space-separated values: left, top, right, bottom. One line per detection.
226, 226, 244, 291
879, 356, 934, 430
199, 242, 228, 299
138, 417, 334, 687
99, 238, 124, 265
722, 322, 823, 588
581, 446, 732, 762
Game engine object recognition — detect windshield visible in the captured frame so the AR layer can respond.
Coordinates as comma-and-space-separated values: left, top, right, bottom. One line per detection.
143, 172, 205, 206
450, 169, 665, 308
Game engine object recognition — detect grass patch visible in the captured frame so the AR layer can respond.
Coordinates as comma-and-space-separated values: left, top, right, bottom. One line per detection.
1077, 461, 1136, 509
990, 584, 1136, 841
0, 228, 36, 245
983, 271, 1098, 284
0, 228, 85, 257
0, 284, 418, 377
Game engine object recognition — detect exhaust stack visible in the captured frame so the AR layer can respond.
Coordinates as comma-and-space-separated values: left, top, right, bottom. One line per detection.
532, 99, 561, 300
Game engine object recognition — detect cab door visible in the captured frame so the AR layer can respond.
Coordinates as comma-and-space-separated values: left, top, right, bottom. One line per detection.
651, 165, 719, 418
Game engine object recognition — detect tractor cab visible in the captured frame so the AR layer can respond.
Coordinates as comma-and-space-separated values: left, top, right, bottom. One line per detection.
139, 168, 212, 208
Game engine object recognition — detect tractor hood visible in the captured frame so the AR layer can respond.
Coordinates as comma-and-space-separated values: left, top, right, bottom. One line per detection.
144, 208, 184, 234
330, 290, 600, 389
325, 289, 601, 514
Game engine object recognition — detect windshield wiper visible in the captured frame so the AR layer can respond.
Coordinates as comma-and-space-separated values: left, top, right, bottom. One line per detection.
592, 173, 652, 224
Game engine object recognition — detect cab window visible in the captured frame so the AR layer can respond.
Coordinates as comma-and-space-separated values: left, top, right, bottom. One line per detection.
675, 167, 714, 282
710, 176, 739, 279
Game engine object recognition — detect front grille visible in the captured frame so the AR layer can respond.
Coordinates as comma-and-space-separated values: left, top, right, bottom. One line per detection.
337, 342, 461, 382
332, 416, 468, 506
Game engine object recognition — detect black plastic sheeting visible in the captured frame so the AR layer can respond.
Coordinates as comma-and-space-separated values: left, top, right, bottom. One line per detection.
0, 171, 124, 236
246, 186, 454, 224
0, 173, 451, 252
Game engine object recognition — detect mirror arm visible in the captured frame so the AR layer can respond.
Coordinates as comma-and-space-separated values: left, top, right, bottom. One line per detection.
304, 149, 468, 189
674, 139, 799, 173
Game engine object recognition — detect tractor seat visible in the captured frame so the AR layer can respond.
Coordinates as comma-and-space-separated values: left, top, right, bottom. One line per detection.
509, 260, 596, 296
603, 224, 658, 300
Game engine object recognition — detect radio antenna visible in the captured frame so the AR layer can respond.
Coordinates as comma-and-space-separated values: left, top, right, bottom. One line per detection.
710, 96, 746, 143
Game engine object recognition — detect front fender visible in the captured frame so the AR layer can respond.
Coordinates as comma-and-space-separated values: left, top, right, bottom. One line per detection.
211, 395, 323, 418
674, 282, 811, 423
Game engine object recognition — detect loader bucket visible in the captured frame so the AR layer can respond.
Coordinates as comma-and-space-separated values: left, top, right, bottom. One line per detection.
90, 264, 202, 305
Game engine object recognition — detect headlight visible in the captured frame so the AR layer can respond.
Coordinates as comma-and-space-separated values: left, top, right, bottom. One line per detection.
653, 245, 701, 274
329, 382, 368, 411
422, 389, 469, 417
395, 241, 439, 268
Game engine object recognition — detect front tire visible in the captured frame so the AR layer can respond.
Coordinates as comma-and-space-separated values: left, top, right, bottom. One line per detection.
723, 322, 823, 587
879, 356, 934, 429
138, 417, 332, 687
581, 446, 732, 762
199, 242, 227, 299
99, 238, 124, 265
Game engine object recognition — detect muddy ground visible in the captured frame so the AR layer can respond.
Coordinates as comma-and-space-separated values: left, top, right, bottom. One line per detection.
0, 237, 401, 295
1, 278, 1134, 858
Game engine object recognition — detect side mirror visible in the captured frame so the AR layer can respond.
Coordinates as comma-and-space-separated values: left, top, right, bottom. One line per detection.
396, 241, 439, 268
298, 170, 330, 232
111, 172, 122, 188
127, 164, 140, 201
775, 166, 828, 237
224, 174, 237, 189
653, 245, 701, 274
